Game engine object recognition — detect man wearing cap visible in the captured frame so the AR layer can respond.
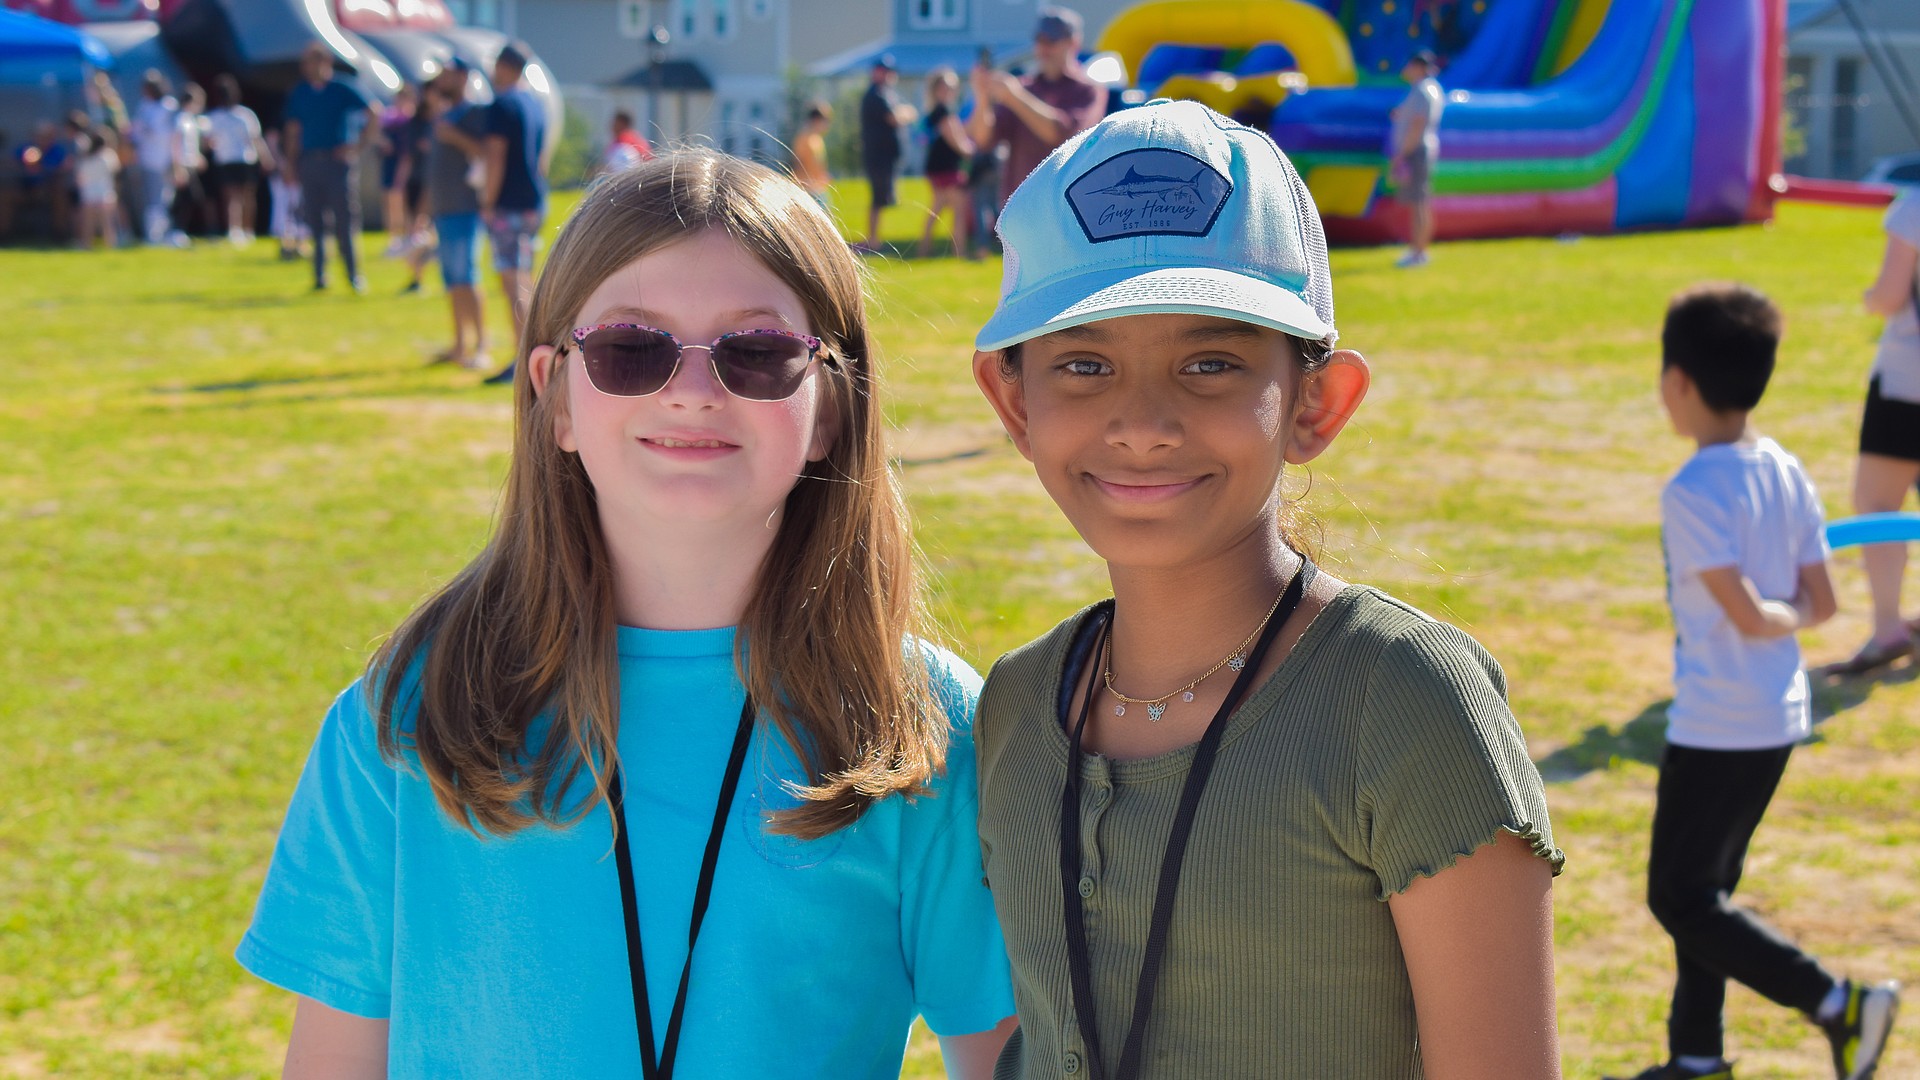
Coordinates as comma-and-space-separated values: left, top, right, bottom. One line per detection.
1387, 49, 1444, 268
858, 55, 915, 252
478, 42, 548, 385
967, 5, 1107, 213
283, 43, 380, 290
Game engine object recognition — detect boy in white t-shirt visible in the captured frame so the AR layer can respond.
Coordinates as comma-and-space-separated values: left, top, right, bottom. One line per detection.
1610, 285, 1900, 1080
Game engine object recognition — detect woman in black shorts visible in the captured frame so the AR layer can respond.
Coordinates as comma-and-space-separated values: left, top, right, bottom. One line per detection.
917, 67, 975, 259
1836, 191, 1920, 674
204, 75, 270, 244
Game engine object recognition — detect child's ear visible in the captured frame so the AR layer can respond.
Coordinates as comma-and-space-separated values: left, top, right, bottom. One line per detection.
528, 344, 577, 453
1285, 349, 1369, 465
972, 349, 1034, 461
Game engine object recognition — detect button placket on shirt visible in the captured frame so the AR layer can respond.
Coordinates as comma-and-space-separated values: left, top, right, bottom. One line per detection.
1064, 756, 1115, 1069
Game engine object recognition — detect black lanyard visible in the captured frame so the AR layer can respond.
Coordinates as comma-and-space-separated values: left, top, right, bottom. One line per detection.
1058, 560, 1313, 1080
609, 697, 755, 1080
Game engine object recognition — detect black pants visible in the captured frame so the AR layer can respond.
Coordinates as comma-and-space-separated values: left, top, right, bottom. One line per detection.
299, 156, 361, 287
1648, 742, 1838, 1058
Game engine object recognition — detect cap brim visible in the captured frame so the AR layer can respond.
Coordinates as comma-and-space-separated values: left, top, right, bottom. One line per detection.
974, 265, 1333, 351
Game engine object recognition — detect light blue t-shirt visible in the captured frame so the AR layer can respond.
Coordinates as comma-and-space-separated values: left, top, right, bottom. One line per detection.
237, 626, 1014, 1078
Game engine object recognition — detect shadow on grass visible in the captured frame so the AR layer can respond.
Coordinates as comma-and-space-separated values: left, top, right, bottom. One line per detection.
121, 292, 309, 311
1535, 663, 1915, 783
1810, 657, 1920, 724
895, 445, 993, 468
138, 378, 505, 412
1536, 700, 1671, 782
161, 372, 364, 394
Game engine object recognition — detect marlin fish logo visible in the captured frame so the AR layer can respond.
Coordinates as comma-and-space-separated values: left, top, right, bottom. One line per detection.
1085, 165, 1211, 202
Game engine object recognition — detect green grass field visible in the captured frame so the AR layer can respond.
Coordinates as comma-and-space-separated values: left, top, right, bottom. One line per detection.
2, 180, 1916, 1078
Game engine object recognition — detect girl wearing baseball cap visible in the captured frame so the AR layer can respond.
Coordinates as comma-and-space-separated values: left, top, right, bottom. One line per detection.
969, 99, 1565, 1079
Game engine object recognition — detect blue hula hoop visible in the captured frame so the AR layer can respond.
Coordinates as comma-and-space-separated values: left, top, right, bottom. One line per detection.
1825, 512, 1920, 550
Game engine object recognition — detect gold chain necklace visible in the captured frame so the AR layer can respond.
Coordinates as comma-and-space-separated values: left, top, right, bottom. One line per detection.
1102, 587, 1289, 722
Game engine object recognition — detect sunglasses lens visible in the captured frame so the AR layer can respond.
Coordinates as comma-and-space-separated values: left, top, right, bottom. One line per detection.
712, 333, 816, 400
579, 327, 678, 396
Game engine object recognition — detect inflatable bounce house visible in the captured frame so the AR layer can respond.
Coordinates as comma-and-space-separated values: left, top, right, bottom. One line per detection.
1097, 0, 1784, 242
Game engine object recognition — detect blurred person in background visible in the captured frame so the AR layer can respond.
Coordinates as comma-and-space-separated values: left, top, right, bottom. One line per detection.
857, 54, 914, 252
918, 67, 974, 259
791, 100, 832, 211
69, 112, 119, 249
205, 74, 271, 245
966, 6, 1104, 210
0, 121, 72, 241
379, 84, 420, 257
168, 82, 213, 243
598, 109, 652, 176
283, 42, 379, 291
265, 129, 306, 260
131, 70, 178, 244
424, 66, 491, 368
477, 41, 548, 384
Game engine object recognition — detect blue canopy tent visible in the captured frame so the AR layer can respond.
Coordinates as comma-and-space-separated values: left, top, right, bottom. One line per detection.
0, 7, 111, 84
0, 9, 111, 190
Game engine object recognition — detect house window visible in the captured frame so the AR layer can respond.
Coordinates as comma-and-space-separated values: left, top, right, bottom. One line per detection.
446, 0, 502, 27
908, 0, 964, 30
748, 0, 770, 18
674, 0, 700, 40
1834, 56, 1859, 178
712, 0, 736, 39
721, 99, 737, 154
748, 100, 769, 161
617, 0, 648, 38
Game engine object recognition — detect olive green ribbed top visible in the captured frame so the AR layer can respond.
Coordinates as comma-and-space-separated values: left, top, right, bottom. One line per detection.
976, 586, 1564, 1080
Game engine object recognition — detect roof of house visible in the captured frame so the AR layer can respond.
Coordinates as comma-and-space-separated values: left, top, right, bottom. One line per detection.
608, 58, 714, 92
806, 37, 1027, 79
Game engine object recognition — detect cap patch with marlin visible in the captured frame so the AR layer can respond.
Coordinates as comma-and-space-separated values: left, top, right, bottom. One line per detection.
1065, 147, 1232, 244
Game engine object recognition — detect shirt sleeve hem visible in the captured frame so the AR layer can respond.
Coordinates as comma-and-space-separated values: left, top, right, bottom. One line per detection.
917, 990, 1019, 1038
1374, 822, 1567, 901
235, 933, 391, 1019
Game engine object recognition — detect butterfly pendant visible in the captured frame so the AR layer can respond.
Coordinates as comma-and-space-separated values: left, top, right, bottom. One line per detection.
1146, 702, 1167, 722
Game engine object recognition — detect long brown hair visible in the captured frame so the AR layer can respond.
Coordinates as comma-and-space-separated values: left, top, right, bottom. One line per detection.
371, 151, 942, 840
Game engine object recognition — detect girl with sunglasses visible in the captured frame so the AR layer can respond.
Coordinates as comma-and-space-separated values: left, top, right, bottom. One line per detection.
238, 151, 1016, 1078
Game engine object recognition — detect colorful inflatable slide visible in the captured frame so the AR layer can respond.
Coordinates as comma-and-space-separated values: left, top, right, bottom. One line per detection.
1097, 0, 1784, 242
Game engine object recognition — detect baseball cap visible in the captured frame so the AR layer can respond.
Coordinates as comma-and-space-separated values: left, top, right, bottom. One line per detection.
872, 53, 898, 71
975, 98, 1335, 352
1409, 48, 1441, 68
1034, 6, 1083, 42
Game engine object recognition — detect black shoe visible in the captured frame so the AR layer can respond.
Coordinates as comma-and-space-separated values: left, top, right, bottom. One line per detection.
1821, 980, 1900, 1079
1605, 1063, 1734, 1080
400, 280, 421, 294
482, 363, 516, 385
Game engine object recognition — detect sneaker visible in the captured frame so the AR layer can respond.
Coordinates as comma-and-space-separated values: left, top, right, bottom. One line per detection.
349, 277, 368, 295
1605, 1063, 1734, 1080
1394, 250, 1429, 269
400, 280, 422, 295
1821, 980, 1900, 1080
482, 362, 516, 385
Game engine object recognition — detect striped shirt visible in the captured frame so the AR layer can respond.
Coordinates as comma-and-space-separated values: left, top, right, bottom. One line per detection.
977, 586, 1564, 1079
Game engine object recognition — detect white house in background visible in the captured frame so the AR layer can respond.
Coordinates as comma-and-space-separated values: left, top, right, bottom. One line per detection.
807, 0, 1137, 81
1785, 0, 1920, 180
445, 0, 886, 160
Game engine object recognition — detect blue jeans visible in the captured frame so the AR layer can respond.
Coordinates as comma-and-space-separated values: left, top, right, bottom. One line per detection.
435, 212, 480, 288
